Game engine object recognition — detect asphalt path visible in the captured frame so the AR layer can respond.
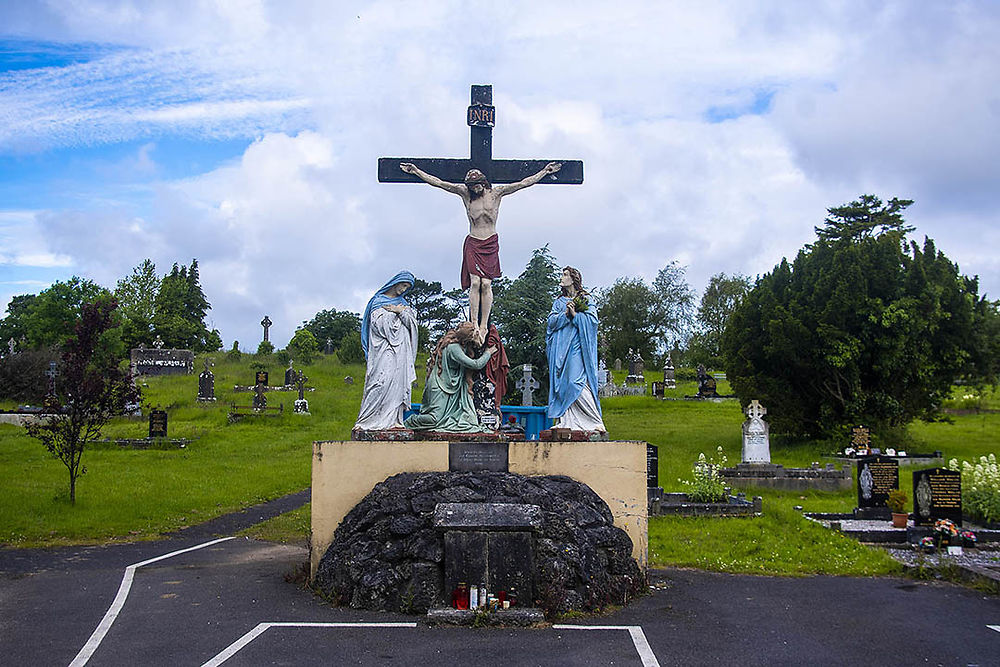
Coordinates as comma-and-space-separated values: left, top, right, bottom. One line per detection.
2, 506, 999, 665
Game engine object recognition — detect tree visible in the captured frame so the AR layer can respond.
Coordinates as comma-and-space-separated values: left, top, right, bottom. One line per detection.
22, 277, 110, 349
24, 298, 140, 503
406, 278, 462, 345
338, 330, 365, 364
688, 273, 752, 368
491, 246, 561, 400
0, 293, 38, 351
303, 308, 361, 352
721, 195, 993, 437
152, 260, 216, 351
114, 259, 159, 350
287, 328, 319, 364
597, 262, 694, 364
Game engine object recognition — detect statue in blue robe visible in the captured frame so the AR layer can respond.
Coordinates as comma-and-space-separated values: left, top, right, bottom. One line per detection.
546, 266, 607, 432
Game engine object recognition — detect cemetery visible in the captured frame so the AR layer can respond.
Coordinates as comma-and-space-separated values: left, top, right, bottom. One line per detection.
0, 78, 999, 662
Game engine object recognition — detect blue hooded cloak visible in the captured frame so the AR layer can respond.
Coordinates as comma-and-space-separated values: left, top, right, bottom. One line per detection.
546, 295, 602, 419
361, 270, 414, 359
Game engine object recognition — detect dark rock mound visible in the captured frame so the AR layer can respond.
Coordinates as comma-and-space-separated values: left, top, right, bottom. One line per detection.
313, 471, 644, 616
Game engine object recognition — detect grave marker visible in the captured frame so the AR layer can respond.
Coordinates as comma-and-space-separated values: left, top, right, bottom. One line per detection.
913, 467, 962, 526
148, 408, 168, 438
260, 315, 272, 342
198, 359, 215, 401
741, 400, 770, 464
515, 364, 540, 407
856, 455, 899, 509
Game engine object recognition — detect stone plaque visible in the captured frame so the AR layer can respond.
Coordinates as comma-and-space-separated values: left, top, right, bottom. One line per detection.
912, 468, 962, 527
856, 456, 898, 508
131, 348, 194, 376
148, 409, 168, 438
255, 371, 269, 386
449, 442, 508, 472
647, 443, 659, 488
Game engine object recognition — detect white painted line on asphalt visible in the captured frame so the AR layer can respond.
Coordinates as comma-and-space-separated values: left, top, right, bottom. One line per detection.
68, 536, 238, 667
201, 622, 419, 667
989, 625, 1000, 633
553, 624, 661, 667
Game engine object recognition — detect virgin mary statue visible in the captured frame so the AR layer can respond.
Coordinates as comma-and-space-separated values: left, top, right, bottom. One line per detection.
546, 266, 607, 433
353, 271, 418, 431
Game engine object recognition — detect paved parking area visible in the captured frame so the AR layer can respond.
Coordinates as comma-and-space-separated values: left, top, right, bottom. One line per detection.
2, 535, 999, 666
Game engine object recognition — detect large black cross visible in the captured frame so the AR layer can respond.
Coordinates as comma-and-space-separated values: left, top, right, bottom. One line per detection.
377, 84, 583, 185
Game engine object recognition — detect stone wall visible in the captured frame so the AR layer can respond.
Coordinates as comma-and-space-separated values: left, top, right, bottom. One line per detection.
312, 471, 644, 616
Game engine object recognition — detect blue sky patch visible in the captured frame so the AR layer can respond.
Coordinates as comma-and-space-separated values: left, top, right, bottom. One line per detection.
704, 89, 775, 123
0, 38, 129, 73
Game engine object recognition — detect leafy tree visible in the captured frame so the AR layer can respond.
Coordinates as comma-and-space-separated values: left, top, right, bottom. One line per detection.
22, 277, 110, 349
721, 195, 993, 437
597, 262, 694, 364
24, 298, 140, 503
491, 246, 561, 401
303, 308, 361, 352
337, 330, 365, 364
0, 294, 38, 350
287, 328, 319, 364
152, 260, 216, 351
688, 273, 752, 368
407, 278, 462, 345
114, 259, 159, 350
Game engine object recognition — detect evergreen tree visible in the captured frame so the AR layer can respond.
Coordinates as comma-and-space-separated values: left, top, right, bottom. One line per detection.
721, 195, 994, 437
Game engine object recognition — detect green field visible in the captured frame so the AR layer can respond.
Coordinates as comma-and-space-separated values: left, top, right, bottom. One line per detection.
2, 354, 997, 579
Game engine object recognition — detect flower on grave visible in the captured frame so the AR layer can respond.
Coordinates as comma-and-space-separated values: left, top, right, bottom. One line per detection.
844, 447, 855, 457
933, 518, 960, 547
961, 530, 977, 545
918, 536, 936, 552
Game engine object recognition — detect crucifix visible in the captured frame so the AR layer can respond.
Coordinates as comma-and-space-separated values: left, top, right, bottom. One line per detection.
45, 361, 59, 397
745, 400, 766, 421
378, 84, 584, 339
260, 315, 272, 342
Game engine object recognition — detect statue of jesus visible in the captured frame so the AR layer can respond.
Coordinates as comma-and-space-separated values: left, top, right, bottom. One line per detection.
400, 161, 562, 340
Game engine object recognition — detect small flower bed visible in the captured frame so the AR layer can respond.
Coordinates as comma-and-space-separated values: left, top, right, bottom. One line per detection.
679, 446, 728, 503
949, 454, 1000, 524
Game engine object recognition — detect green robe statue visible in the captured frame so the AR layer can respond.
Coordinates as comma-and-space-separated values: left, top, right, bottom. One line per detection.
405, 343, 494, 432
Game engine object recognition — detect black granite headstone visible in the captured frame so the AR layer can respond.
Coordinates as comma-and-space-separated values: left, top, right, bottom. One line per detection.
284, 367, 295, 386
647, 443, 659, 488
198, 369, 215, 400
651, 382, 665, 398
255, 371, 269, 386
131, 348, 194, 376
449, 442, 508, 472
913, 467, 962, 527
148, 409, 168, 438
856, 456, 898, 509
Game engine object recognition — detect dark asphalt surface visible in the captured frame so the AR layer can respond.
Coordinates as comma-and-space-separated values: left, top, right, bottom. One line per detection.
2, 493, 999, 666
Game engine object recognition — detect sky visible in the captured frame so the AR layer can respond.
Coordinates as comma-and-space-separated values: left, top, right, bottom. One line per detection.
1, 1, 998, 349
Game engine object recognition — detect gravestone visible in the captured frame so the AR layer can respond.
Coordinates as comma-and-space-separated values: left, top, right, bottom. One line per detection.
255, 370, 269, 386
131, 348, 195, 376
515, 364, 540, 407
325, 338, 335, 354
153, 335, 165, 349
197, 360, 215, 401
344, 375, 354, 385
472, 370, 501, 430
260, 315, 272, 342
148, 408, 168, 438
741, 400, 770, 464
850, 425, 871, 456
434, 503, 540, 611
696, 365, 718, 398
625, 349, 645, 385
647, 443, 659, 488
614, 358, 621, 371
293, 370, 310, 415
663, 357, 676, 389
856, 455, 898, 512
284, 361, 295, 387
913, 467, 962, 527
252, 381, 267, 410
651, 381, 665, 398
597, 359, 609, 388
44, 361, 59, 400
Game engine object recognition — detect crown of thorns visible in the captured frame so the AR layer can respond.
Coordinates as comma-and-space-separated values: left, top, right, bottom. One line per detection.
464, 169, 489, 185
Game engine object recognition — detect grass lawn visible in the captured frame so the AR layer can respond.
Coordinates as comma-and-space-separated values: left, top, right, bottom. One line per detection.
2, 356, 996, 579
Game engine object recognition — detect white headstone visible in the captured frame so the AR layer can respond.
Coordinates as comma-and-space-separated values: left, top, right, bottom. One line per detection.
741, 400, 771, 464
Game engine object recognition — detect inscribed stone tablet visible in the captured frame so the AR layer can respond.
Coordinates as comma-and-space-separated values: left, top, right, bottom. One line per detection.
856, 456, 898, 508
148, 410, 168, 438
912, 467, 962, 526
449, 442, 509, 472
647, 443, 659, 488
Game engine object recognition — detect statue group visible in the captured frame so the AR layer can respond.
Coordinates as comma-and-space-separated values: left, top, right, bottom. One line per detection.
354, 85, 605, 438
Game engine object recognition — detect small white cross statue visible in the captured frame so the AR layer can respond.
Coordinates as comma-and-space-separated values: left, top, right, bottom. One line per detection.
746, 400, 766, 421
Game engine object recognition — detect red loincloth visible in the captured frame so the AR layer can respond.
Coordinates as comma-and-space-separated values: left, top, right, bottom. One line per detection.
461, 234, 501, 290
484, 324, 510, 406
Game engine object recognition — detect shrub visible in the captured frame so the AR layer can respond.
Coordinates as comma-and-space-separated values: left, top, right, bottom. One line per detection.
337, 331, 365, 365
679, 446, 728, 503
226, 341, 242, 361
287, 328, 319, 365
950, 454, 1000, 523
256, 340, 274, 356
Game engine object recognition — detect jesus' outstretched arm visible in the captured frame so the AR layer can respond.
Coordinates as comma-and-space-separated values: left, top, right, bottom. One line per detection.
494, 162, 562, 197
400, 163, 466, 196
